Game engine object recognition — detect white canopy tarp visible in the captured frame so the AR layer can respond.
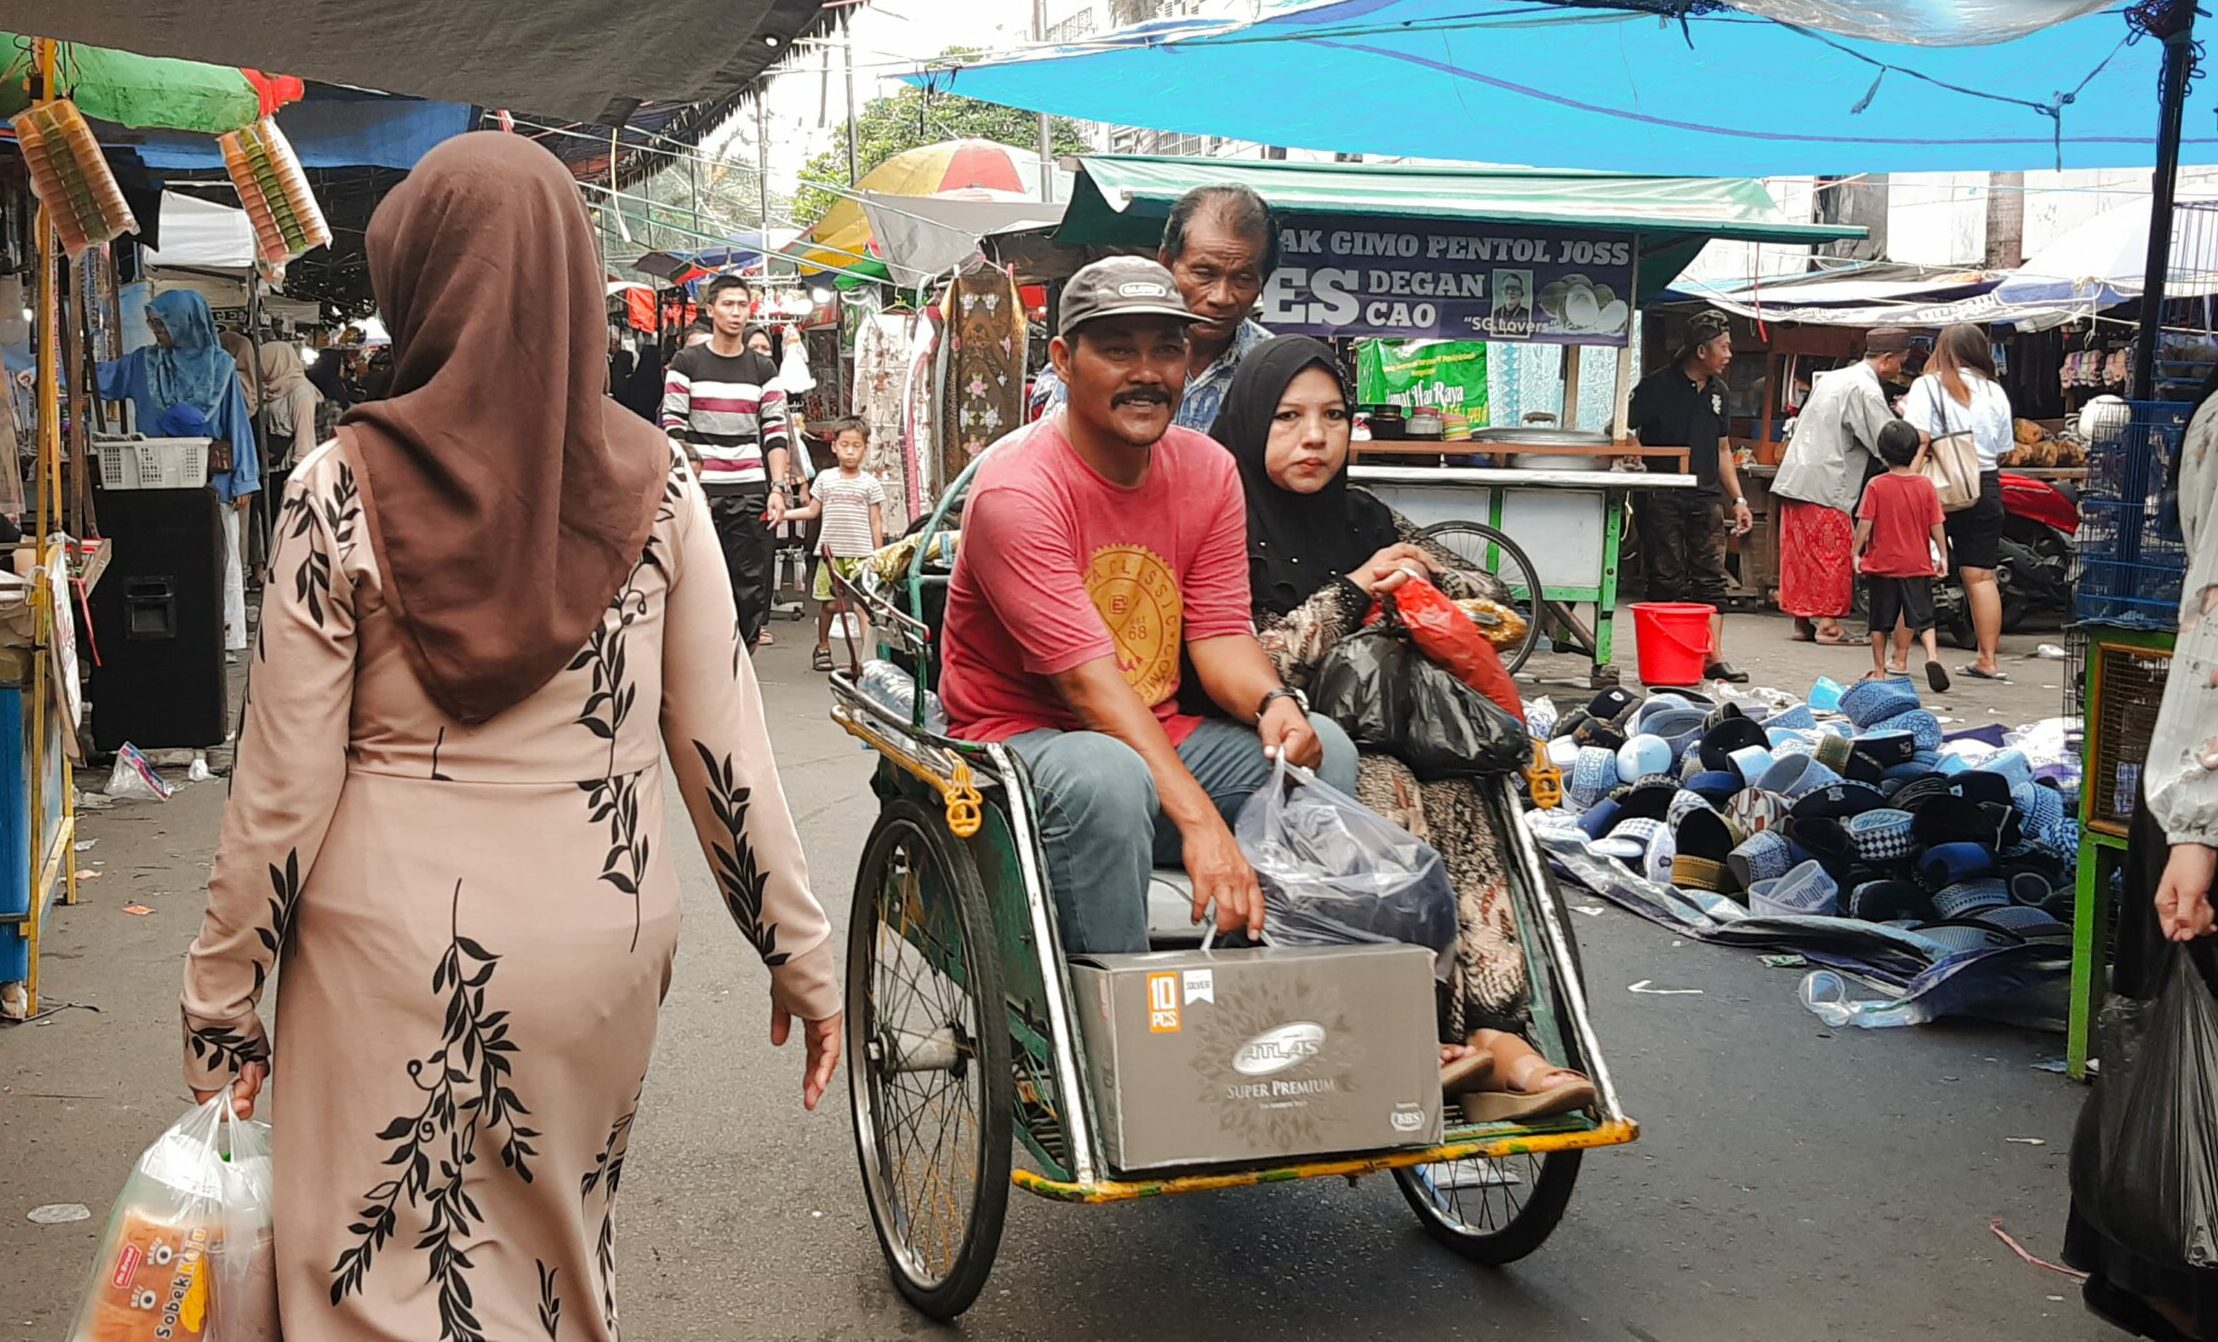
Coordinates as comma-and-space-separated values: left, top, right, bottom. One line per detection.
1992, 194, 2218, 316
141, 193, 257, 271
858, 190, 1067, 287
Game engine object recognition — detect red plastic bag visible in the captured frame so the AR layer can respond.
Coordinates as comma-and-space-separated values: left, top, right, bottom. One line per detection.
1368, 578, 1524, 722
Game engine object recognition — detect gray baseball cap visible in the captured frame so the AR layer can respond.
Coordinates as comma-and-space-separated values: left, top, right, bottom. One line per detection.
1056, 256, 1202, 339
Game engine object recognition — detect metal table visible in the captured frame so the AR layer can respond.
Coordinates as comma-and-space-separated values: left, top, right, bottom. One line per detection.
1349, 464, 1697, 687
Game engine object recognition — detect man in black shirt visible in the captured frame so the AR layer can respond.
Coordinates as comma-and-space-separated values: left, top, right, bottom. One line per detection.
1629, 309, 1753, 683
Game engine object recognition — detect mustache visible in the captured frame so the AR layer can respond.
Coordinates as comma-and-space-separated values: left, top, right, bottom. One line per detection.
1112, 388, 1173, 408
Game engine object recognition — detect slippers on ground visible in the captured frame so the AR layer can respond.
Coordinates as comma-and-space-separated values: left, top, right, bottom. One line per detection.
1812, 627, 1851, 646
1459, 1070, 1600, 1123
1960, 665, 2010, 682
811, 647, 835, 672
1926, 660, 1952, 693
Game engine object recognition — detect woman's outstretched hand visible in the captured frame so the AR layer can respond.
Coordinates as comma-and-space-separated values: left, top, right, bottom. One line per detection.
773, 1006, 844, 1111
2157, 843, 2218, 942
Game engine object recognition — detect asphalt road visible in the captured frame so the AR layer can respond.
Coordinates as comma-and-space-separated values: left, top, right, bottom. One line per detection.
4, 617, 2118, 1341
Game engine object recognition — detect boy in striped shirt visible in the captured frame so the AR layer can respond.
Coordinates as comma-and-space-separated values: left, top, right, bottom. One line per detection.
661, 274, 791, 649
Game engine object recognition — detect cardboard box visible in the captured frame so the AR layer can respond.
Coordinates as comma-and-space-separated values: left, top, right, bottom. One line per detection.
1070, 944, 1442, 1174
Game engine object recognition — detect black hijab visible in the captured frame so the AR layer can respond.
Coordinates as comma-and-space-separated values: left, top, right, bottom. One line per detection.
1212, 335, 1399, 617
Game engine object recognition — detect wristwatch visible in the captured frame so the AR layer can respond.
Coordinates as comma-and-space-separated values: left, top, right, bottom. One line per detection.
1258, 686, 1309, 721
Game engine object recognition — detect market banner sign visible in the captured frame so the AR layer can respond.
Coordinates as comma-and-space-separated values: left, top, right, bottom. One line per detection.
1355, 339, 1489, 422
1260, 216, 1636, 346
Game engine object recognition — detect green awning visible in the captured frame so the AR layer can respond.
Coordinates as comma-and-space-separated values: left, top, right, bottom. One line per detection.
1055, 156, 1865, 299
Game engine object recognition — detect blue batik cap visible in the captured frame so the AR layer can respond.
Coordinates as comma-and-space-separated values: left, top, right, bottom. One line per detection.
1873, 708, 1945, 752
1918, 841, 1998, 892
1932, 876, 2013, 919
1846, 808, 1919, 864
1576, 798, 1626, 841
1761, 753, 1842, 799
1730, 828, 1814, 889
1750, 860, 1841, 918
1570, 745, 1621, 807
1841, 676, 1920, 728
1686, 770, 1745, 804
1983, 748, 2035, 791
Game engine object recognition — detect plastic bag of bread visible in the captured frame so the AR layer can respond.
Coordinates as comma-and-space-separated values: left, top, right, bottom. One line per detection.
69, 1093, 276, 1342
1453, 595, 1531, 651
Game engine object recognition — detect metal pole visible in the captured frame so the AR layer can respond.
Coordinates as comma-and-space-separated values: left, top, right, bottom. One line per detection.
843, 13, 860, 188
2132, 0, 2195, 404
1033, 0, 1054, 203
756, 89, 771, 238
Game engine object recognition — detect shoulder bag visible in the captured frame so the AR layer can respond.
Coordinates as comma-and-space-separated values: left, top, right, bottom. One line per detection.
1916, 378, 1983, 513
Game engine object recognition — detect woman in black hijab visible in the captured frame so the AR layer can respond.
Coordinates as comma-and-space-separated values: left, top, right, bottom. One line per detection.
1214, 336, 1595, 1120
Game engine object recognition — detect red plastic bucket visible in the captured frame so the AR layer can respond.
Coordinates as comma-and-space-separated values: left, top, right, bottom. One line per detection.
1629, 602, 1715, 687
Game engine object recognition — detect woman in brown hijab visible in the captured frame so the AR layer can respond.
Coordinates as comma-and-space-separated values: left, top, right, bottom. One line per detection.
177, 132, 841, 1340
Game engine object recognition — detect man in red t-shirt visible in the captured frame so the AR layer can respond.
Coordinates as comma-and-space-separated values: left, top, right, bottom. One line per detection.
942, 257, 1358, 954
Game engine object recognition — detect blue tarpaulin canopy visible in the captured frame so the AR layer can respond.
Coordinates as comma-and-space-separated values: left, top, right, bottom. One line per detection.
907, 0, 2210, 176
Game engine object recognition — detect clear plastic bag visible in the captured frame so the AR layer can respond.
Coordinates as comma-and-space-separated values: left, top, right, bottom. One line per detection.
1234, 754, 1457, 975
2069, 948, 2218, 1270
70, 1093, 277, 1342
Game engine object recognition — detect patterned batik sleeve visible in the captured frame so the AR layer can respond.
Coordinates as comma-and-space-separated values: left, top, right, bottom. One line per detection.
659, 462, 839, 1020
2147, 404, 2218, 845
1254, 579, 1372, 692
180, 442, 360, 1093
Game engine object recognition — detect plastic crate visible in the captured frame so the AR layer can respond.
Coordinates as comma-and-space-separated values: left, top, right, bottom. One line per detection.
92, 436, 210, 491
2085, 637, 2173, 837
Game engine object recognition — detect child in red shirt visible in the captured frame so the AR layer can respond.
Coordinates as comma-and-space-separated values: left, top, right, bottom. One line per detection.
1855, 419, 1952, 692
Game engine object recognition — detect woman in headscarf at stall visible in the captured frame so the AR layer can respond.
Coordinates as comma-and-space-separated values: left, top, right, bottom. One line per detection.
171, 132, 838, 1339
99, 290, 260, 652
257, 339, 322, 510
1214, 335, 1596, 1119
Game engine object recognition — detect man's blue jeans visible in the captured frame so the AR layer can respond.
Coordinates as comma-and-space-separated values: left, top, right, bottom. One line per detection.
1008, 715, 1359, 954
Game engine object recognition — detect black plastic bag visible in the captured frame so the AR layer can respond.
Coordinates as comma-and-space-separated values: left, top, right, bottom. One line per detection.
1234, 755, 1457, 974
1310, 611, 1529, 781
2070, 946, 2218, 1270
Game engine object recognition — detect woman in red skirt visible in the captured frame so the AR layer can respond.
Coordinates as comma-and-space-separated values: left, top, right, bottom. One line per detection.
1770, 328, 1915, 644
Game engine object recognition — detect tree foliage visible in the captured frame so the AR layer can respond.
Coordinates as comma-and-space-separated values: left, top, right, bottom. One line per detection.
791, 79, 1090, 228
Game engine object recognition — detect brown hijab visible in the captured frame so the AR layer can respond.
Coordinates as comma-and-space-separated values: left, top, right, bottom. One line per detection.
343, 132, 666, 725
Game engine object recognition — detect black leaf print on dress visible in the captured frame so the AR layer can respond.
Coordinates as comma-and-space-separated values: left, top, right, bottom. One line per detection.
329, 881, 537, 1338
250, 848, 305, 997
431, 727, 453, 782
187, 1025, 269, 1071
580, 1098, 637, 1335
537, 1260, 562, 1337
574, 553, 654, 950
285, 460, 360, 634
690, 741, 788, 966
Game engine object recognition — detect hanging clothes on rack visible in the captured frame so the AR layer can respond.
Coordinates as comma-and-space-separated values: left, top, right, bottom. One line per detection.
852, 311, 913, 524
936, 258, 1025, 495
902, 308, 939, 523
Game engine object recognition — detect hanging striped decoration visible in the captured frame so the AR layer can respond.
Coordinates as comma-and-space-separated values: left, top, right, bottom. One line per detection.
12, 98, 136, 257
219, 116, 331, 265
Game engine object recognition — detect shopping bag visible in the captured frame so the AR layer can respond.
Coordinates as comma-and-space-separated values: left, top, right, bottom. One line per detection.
1371, 579, 1525, 720
1234, 754, 1457, 975
2068, 946, 2218, 1269
1311, 609, 1531, 781
1915, 380, 1984, 512
70, 1093, 277, 1342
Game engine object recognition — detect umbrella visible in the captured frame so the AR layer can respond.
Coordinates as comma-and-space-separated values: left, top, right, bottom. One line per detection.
905, 0, 2205, 176
0, 35, 299, 134
1994, 193, 2218, 313
789, 139, 1063, 275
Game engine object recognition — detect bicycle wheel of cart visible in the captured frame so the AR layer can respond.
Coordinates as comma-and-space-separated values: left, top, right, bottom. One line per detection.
1416, 520, 1546, 674
848, 800, 1013, 1320
1393, 842, 1586, 1263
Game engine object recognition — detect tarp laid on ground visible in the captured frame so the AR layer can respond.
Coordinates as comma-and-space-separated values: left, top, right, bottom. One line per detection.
908, 0, 2212, 176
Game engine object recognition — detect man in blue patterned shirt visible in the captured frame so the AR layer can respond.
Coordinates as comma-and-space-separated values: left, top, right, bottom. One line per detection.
1029, 184, 1274, 434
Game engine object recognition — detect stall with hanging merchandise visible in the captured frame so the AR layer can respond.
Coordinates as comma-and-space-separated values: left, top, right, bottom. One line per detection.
0, 33, 329, 1017
1030, 155, 1862, 687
